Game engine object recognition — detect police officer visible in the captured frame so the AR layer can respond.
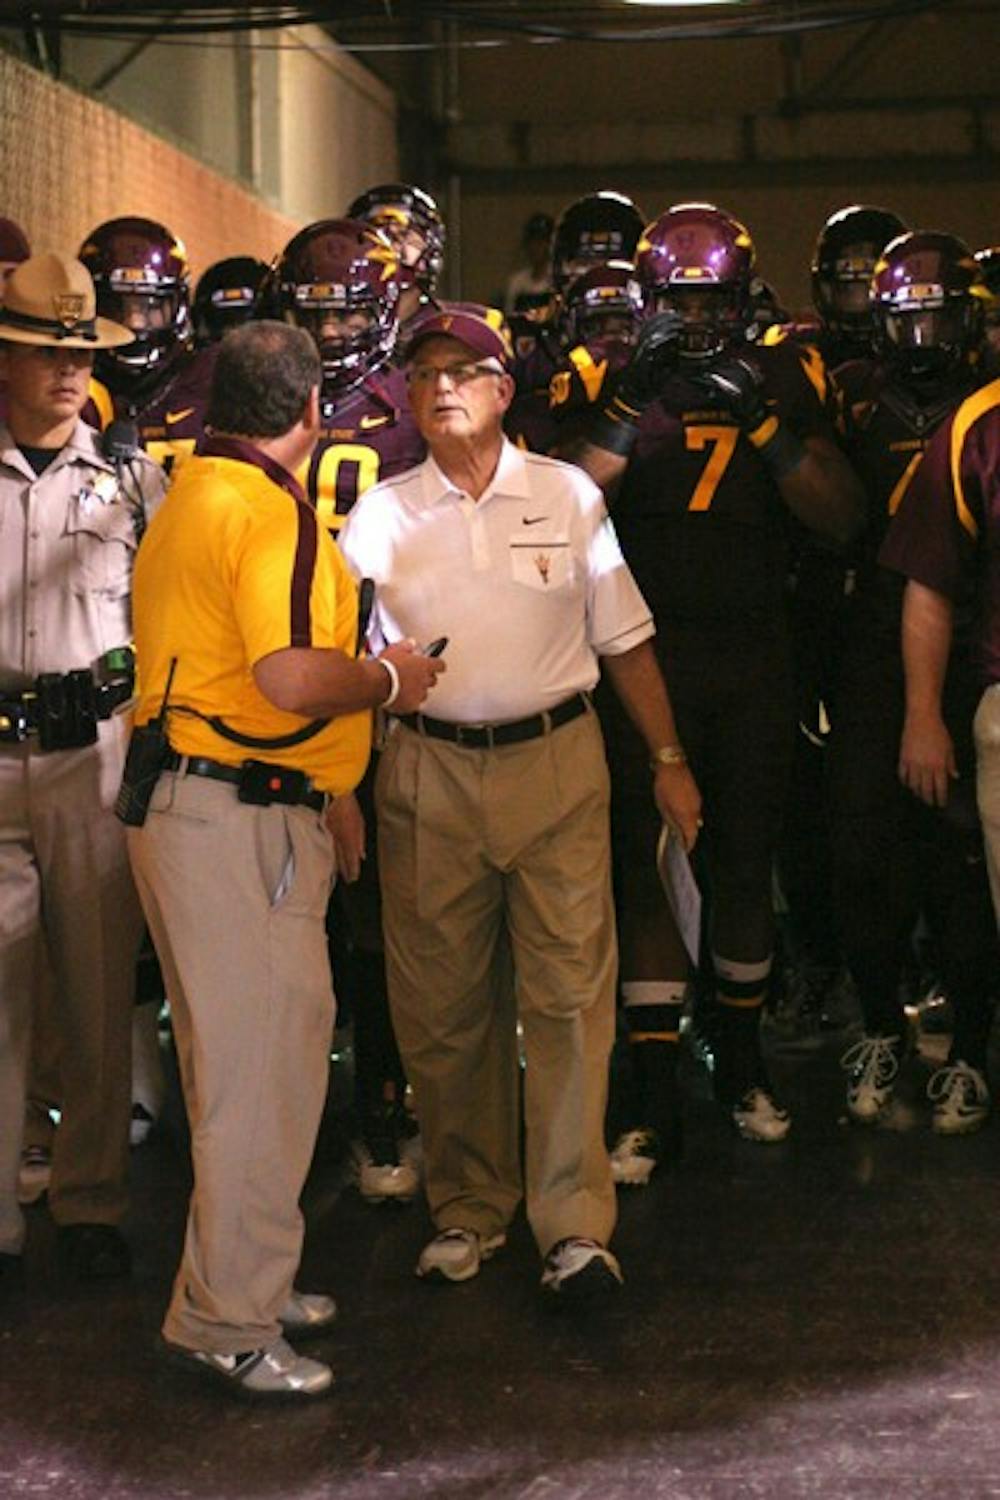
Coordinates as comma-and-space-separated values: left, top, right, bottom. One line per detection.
0, 252, 165, 1282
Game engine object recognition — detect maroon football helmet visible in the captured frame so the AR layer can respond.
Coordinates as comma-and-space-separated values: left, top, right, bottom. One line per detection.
811, 205, 908, 348
78, 216, 191, 396
560, 261, 645, 351
347, 184, 445, 299
872, 230, 985, 380
273, 218, 401, 398
551, 192, 646, 297
636, 202, 755, 361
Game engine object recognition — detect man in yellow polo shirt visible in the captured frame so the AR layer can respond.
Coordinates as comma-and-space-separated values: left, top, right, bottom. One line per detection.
127, 321, 442, 1401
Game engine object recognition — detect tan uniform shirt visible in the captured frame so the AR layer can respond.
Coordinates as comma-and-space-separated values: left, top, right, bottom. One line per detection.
0, 419, 166, 690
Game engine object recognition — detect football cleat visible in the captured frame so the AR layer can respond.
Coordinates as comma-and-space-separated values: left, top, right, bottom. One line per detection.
841, 1034, 904, 1124
609, 1128, 660, 1187
731, 1086, 791, 1143
927, 1060, 991, 1136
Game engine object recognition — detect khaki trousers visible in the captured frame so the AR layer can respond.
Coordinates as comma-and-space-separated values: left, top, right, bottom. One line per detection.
0, 718, 142, 1255
376, 710, 617, 1257
127, 772, 335, 1355
975, 684, 1000, 931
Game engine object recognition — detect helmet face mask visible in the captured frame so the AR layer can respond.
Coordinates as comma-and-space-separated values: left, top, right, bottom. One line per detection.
193, 256, 267, 344
347, 185, 445, 299
652, 283, 746, 360
561, 261, 644, 351
551, 193, 645, 297
812, 205, 908, 347
637, 203, 755, 363
79, 217, 191, 396
873, 231, 984, 382
276, 218, 401, 400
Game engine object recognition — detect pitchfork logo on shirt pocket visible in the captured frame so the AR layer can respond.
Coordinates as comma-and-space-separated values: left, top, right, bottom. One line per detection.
508, 533, 571, 591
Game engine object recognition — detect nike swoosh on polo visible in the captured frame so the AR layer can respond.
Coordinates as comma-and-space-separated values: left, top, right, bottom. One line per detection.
522, 515, 549, 525
359, 414, 389, 430
166, 407, 196, 424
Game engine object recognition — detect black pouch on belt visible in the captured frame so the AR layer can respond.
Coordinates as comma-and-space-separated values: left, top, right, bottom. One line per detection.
36, 670, 98, 751
237, 759, 310, 806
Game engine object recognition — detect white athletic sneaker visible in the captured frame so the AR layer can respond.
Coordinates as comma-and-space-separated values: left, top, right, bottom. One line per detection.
416, 1228, 506, 1283
841, 1034, 903, 1124
731, 1086, 791, 1143
927, 1059, 991, 1135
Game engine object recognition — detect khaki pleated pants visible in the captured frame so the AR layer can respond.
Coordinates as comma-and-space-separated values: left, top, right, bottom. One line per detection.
0, 717, 142, 1256
376, 709, 617, 1258
128, 771, 335, 1355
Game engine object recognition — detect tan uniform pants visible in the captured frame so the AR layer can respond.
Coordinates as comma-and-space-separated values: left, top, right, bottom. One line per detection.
127, 771, 336, 1355
0, 717, 142, 1255
376, 710, 617, 1257
975, 684, 1000, 930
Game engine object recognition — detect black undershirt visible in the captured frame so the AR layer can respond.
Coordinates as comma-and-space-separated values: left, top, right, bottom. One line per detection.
18, 445, 62, 476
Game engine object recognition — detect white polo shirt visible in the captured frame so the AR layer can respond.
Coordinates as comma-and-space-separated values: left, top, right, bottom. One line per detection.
338, 437, 654, 724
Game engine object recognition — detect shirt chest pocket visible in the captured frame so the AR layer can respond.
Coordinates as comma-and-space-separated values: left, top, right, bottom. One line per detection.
508, 534, 573, 592
64, 495, 137, 598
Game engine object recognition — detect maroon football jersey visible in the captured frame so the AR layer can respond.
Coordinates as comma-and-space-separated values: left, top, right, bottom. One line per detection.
880, 379, 1000, 685
614, 339, 832, 629
837, 359, 979, 555
83, 344, 217, 478
300, 364, 425, 536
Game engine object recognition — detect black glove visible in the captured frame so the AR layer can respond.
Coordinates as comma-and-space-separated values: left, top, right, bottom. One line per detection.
589, 310, 684, 456
695, 355, 806, 479
692, 355, 769, 433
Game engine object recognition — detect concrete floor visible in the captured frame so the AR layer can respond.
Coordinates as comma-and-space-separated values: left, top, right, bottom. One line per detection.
4, 1017, 1000, 1499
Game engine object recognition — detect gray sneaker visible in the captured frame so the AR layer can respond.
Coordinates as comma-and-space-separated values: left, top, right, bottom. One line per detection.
279, 1290, 337, 1338
163, 1335, 334, 1400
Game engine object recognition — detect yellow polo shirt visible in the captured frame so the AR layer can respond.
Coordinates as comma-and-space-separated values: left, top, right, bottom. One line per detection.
132, 444, 370, 796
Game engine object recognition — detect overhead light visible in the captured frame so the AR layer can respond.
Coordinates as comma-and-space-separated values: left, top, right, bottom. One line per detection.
622, 2, 740, 8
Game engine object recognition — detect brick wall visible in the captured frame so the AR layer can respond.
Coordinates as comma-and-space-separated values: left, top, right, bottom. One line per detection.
0, 49, 299, 276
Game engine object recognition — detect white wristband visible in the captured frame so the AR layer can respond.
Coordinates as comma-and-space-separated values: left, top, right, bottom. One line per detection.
378, 656, 400, 709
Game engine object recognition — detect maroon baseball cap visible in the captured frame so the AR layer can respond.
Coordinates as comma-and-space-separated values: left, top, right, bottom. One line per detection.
0, 217, 30, 264
406, 302, 512, 368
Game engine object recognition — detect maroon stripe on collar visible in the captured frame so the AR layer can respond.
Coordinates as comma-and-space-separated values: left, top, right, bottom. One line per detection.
197, 434, 306, 505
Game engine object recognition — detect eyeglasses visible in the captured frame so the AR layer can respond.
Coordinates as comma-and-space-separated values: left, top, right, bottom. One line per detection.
406, 360, 504, 389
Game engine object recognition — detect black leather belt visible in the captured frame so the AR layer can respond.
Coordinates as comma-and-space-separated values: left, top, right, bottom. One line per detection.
165, 752, 326, 812
397, 692, 590, 749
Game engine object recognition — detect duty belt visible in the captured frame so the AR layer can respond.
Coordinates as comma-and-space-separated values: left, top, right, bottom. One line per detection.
0, 672, 134, 749
397, 691, 590, 749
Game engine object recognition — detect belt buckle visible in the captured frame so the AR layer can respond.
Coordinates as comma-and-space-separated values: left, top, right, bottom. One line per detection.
457, 722, 492, 748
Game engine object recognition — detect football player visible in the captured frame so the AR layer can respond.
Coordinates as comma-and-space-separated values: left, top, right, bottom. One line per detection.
560, 202, 865, 1175
975, 246, 1000, 377
831, 231, 999, 1131
0, 216, 30, 292
78, 216, 211, 476
507, 259, 644, 454
192, 255, 267, 347
510, 192, 647, 430
273, 216, 425, 1201
347, 183, 445, 333
764, 206, 908, 1030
